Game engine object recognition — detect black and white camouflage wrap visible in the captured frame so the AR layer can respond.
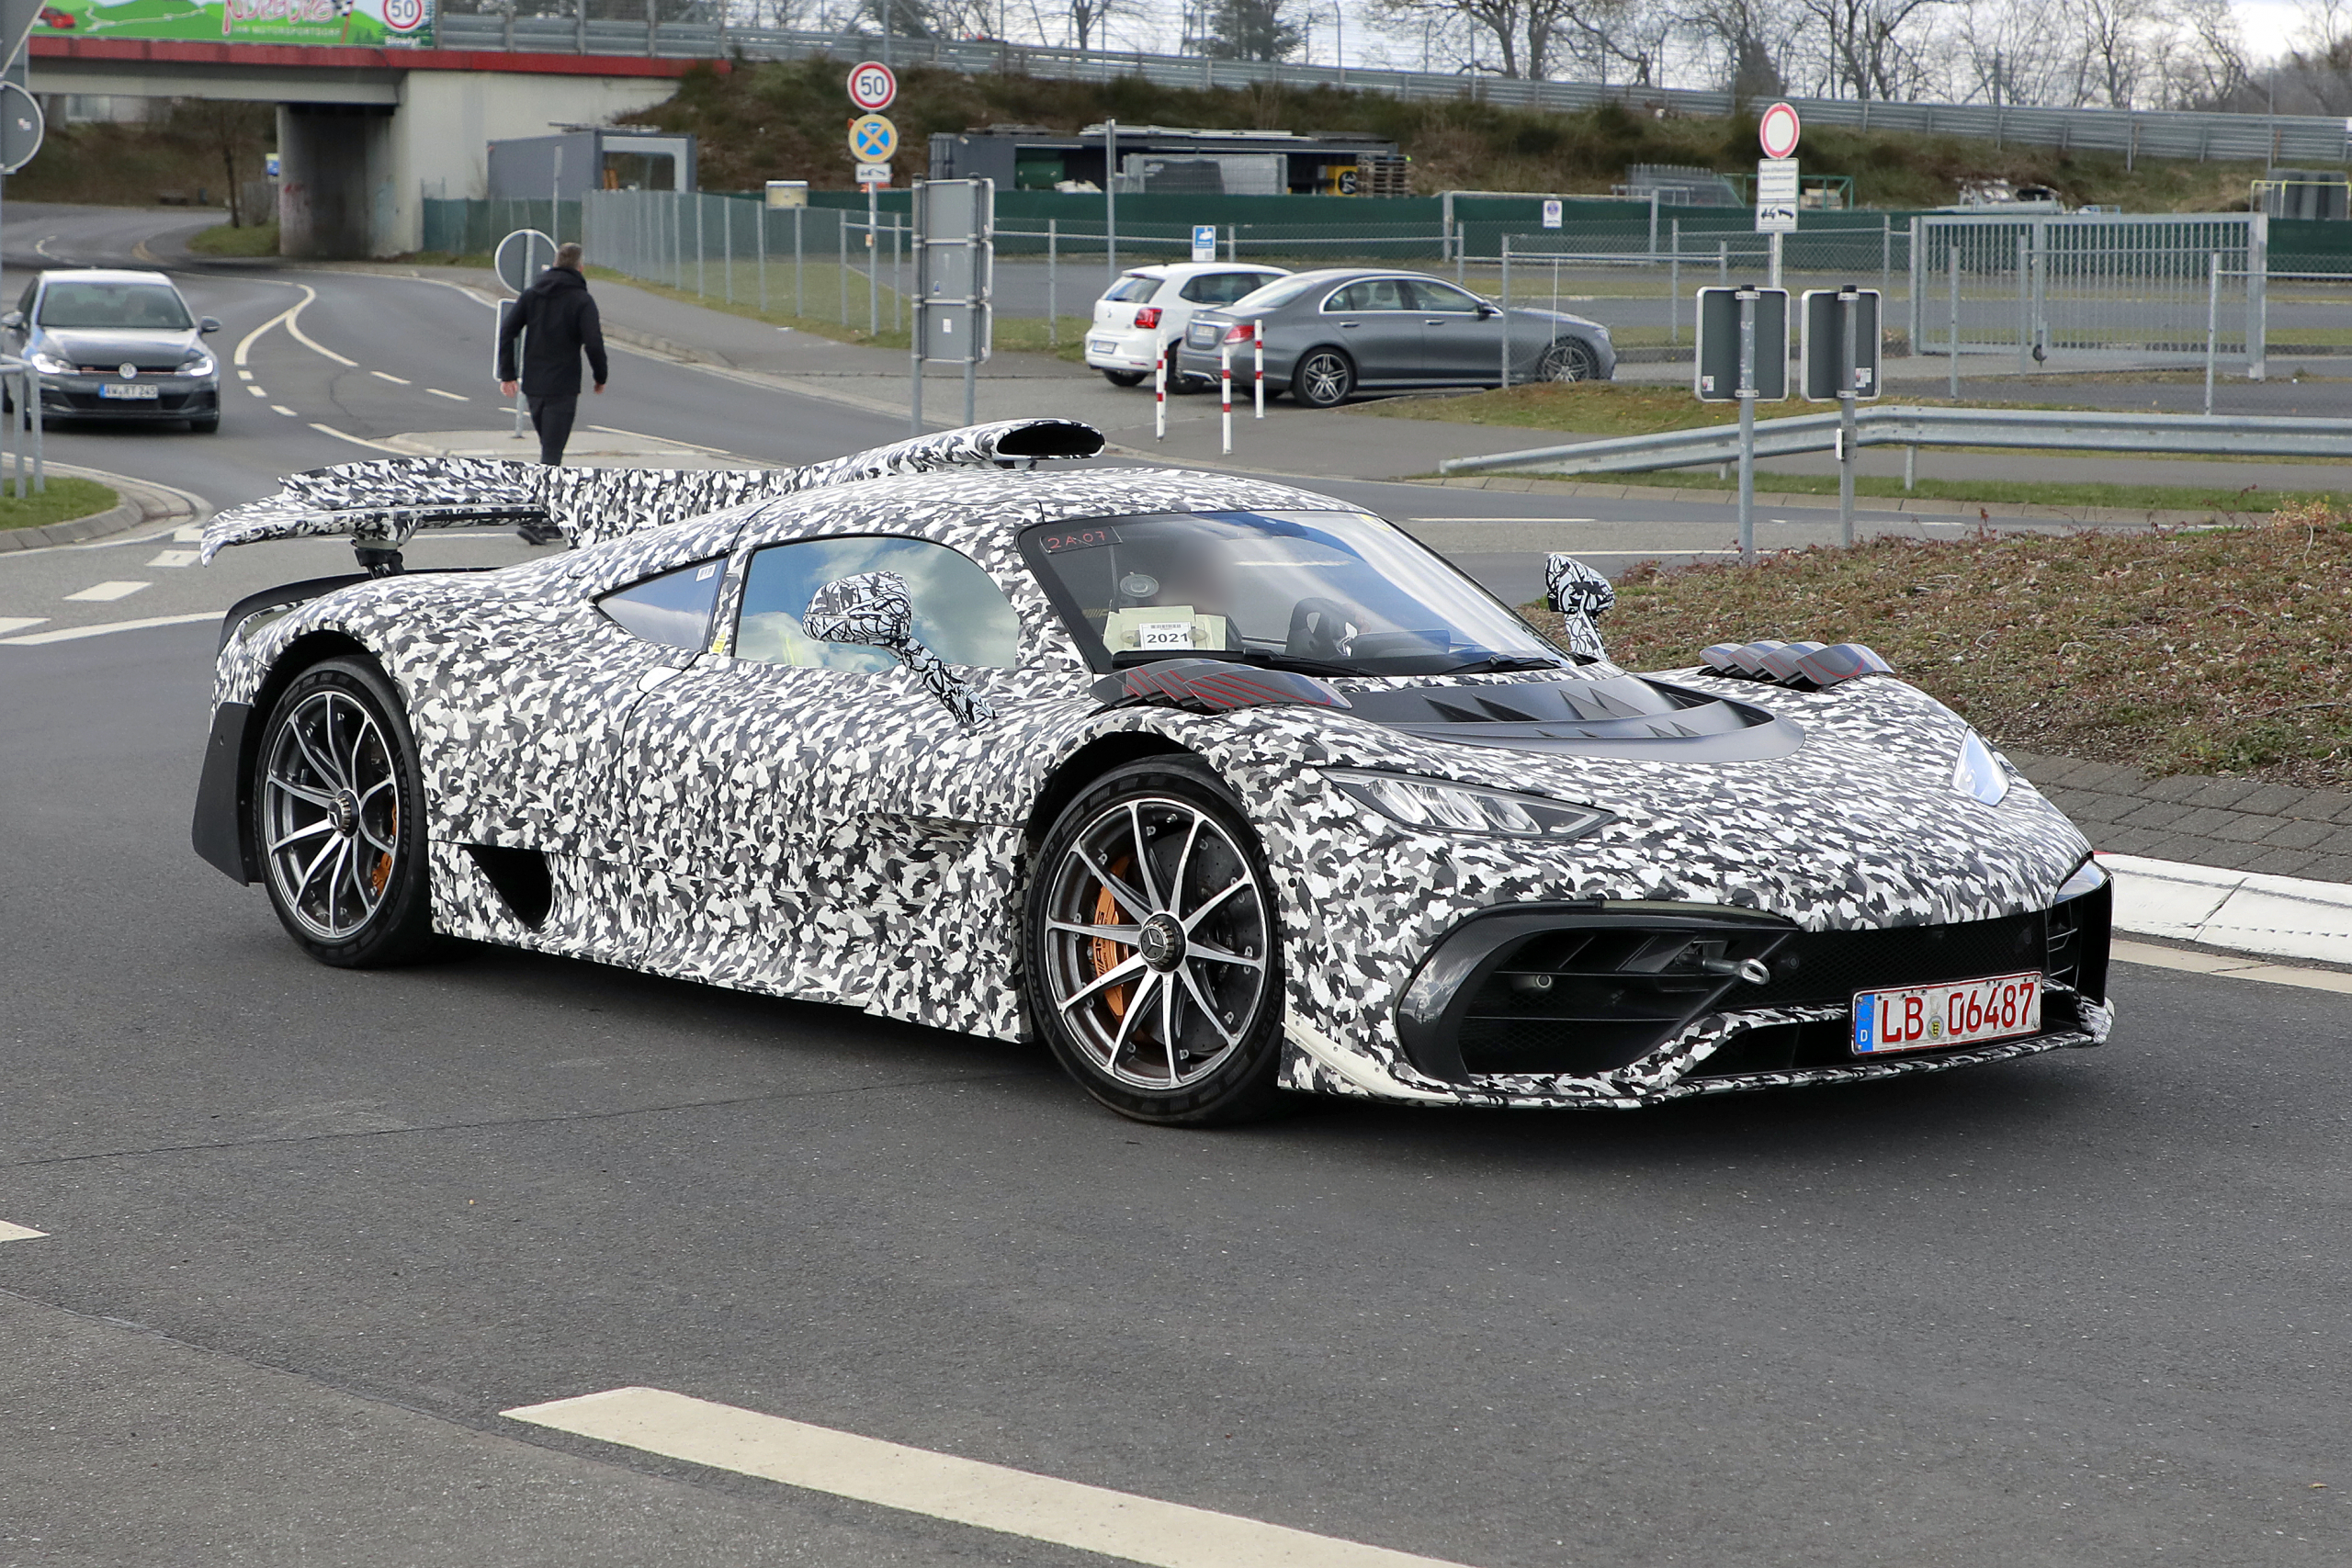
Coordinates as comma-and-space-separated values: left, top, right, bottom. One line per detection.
203, 430, 2110, 1111
802, 570, 994, 728
1543, 552, 1617, 662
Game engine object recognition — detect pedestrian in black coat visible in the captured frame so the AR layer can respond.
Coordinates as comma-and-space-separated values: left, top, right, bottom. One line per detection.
497, 243, 607, 540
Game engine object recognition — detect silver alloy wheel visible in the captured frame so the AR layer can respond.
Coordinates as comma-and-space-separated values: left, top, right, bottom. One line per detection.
1041, 795, 1272, 1091
1296, 350, 1351, 406
1538, 340, 1597, 382
260, 688, 400, 943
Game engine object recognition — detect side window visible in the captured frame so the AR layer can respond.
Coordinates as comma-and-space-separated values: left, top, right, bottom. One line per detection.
1408, 279, 1484, 313
1327, 279, 1410, 312
734, 536, 1020, 672
1180, 273, 1256, 304
595, 558, 724, 650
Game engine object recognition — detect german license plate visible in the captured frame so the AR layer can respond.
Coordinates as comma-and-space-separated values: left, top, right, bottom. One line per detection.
100, 383, 160, 400
1852, 971, 2041, 1055
1089, 338, 1119, 355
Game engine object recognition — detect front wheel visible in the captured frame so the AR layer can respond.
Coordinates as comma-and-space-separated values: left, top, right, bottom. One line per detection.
1291, 347, 1354, 408
1536, 340, 1600, 383
1102, 369, 1148, 387
1024, 758, 1286, 1125
253, 657, 435, 967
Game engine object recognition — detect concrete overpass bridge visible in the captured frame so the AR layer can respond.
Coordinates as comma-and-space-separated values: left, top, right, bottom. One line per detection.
26, 37, 707, 257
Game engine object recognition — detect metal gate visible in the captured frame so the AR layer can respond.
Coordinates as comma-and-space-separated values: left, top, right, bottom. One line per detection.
1911, 212, 2267, 377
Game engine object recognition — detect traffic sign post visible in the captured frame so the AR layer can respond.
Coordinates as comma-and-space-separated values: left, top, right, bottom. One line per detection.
1803, 286, 1882, 546
1756, 104, 1801, 292
1694, 285, 1789, 563
493, 228, 557, 441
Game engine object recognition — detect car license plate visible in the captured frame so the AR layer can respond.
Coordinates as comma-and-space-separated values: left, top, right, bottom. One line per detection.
100, 383, 160, 400
1852, 971, 2041, 1055
1089, 338, 1119, 355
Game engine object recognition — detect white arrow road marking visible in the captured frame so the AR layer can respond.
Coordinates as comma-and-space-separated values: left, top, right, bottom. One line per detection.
145, 549, 199, 568
64, 581, 150, 602
0, 617, 48, 635
426, 388, 469, 401
0, 1221, 46, 1242
0, 612, 219, 646
504, 1387, 1476, 1568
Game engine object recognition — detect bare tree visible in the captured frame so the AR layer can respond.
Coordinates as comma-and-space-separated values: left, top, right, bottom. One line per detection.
1373, 0, 1599, 78
1790, 0, 1950, 99
1065, 0, 1119, 47
1679, 0, 1790, 99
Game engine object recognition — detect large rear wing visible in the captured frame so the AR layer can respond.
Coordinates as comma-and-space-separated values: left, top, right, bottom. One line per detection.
198, 418, 1105, 568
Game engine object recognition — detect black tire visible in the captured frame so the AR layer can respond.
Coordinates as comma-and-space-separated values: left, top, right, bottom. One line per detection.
1023, 757, 1286, 1126
1291, 346, 1354, 408
1102, 369, 1148, 387
1536, 340, 1600, 383
189, 416, 220, 433
252, 656, 435, 968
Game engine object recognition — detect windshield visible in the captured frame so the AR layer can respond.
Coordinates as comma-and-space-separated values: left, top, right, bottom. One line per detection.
1020, 510, 1568, 677
1228, 275, 1325, 313
38, 282, 194, 331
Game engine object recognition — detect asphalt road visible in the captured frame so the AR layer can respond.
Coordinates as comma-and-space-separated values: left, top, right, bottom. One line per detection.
4, 206, 2351, 1568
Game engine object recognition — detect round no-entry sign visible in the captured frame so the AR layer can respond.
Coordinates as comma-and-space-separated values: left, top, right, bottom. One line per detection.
1759, 101, 1802, 160
847, 61, 897, 112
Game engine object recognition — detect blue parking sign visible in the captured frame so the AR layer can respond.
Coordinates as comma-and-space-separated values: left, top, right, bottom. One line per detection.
1192, 224, 1216, 262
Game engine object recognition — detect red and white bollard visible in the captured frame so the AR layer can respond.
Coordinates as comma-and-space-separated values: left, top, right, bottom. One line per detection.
1154, 340, 1167, 442
1253, 319, 1264, 419
1219, 344, 1233, 455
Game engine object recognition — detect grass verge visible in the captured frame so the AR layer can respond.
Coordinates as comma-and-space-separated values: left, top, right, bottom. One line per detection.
1355, 380, 2097, 437
1563, 468, 2312, 516
187, 220, 279, 257
0, 477, 120, 531
1524, 500, 2352, 787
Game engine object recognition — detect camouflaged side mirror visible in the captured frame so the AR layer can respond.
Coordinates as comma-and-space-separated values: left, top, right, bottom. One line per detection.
802, 570, 994, 727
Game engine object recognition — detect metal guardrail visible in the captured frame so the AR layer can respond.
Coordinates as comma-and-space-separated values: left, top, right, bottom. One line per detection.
435, 15, 2352, 165
1436, 405, 2352, 478
0, 360, 46, 501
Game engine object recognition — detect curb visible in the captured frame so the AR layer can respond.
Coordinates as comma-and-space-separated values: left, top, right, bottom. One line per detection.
2101, 852, 2352, 967
1414, 473, 2262, 529
0, 464, 199, 553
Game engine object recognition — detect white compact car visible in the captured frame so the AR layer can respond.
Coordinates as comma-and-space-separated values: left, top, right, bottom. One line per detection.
1085, 263, 1288, 387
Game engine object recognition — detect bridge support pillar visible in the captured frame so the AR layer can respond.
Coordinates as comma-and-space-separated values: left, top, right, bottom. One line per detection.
277, 104, 396, 260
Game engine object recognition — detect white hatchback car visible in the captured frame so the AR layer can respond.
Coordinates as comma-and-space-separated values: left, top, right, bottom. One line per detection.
1085, 263, 1289, 386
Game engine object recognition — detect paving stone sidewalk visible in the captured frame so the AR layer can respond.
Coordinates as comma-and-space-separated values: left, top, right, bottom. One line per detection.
2007, 750, 2352, 886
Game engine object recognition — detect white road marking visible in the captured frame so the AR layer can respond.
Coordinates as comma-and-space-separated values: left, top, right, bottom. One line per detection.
504, 1387, 1473, 1568
0, 617, 48, 635
426, 388, 469, 401
173, 525, 204, 542
246, 386, 268, 398
235, 368, 254, 380
369, 370, 412, 384
64, 581, 150, 602
0, 1221, 46, 1243
2113, 940, 2352, 996
308, 423, 406, 454
234, 286, 312, 367
271, 404, 299, 416
0, 612, 218, 646
145, 548, 199, 568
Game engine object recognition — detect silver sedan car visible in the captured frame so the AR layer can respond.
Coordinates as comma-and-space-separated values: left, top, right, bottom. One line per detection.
1174, 267, 1615, 407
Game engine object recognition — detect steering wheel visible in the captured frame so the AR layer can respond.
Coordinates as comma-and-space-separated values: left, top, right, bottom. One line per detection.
1285, 597, 1357, 661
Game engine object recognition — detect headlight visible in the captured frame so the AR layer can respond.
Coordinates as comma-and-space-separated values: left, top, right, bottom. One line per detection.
2053, 858, 2108, 902
1952, 729, 2009, 806
180, 351, 216, 377
27, 351, 70, 374
1328, 769, 1612, 840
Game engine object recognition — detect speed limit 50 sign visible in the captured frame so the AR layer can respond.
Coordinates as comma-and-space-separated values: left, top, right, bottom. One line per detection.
847, 61, 897, 112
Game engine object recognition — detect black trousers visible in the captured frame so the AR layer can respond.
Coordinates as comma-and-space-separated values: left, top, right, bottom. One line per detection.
526, 393, 579, 466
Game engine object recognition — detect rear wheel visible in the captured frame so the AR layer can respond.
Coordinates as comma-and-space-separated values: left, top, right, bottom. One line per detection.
253, 657, 435, 968
1102, 369, 1147, 387
1292, 347, 1353, 408
1024, 758, 1286, 1125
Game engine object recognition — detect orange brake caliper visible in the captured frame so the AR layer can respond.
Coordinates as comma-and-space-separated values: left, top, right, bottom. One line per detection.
1090, 860, 1133, 1019
370, 802, 397, 896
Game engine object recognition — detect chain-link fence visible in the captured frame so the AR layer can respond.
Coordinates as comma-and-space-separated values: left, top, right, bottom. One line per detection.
417, 193, 2352, 376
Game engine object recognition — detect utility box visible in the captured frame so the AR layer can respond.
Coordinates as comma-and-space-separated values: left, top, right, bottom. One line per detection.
489, 129, 697, 197
916, 177, 993, 365
1801, 288, 1882, 401
764, 180, 808, 209
1693, 287, 1789, 401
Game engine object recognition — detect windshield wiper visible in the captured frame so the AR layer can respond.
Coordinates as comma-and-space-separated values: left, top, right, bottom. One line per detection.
1110, 648, 1360, 678
1440, 653, 1572, 674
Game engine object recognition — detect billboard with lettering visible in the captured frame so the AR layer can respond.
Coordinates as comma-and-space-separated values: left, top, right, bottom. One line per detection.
34, 0, 435, 48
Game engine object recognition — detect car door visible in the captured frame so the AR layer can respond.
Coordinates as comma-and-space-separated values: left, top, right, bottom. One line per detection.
616, 532, 1035, 1010
1408, 277, 1506, 383
1317, 277, 1423, 385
